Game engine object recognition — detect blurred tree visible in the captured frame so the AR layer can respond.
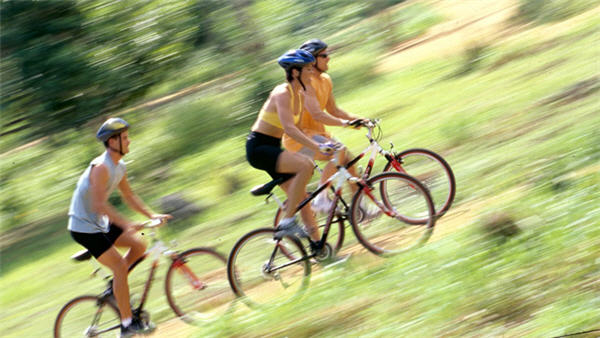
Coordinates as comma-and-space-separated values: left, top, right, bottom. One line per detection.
512, 0, 597, 24
231, 0, 264, 55
363, 0, 406, 16
1, 0, 203, 137
1, 1, 88, 133
0, 0, 414, 141
188, 0, 222, 48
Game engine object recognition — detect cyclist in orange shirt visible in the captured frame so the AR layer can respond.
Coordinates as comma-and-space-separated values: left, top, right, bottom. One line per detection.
282, 39, 368, 212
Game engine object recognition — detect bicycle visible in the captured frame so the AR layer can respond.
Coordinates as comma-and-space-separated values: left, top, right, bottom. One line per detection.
273, 119, 456, 253
54, 219, 231, 338
227, 143, 436, 308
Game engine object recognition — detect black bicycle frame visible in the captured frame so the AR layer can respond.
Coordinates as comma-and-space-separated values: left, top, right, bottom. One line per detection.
271, 131, 402, 264
282, 166, 369, 262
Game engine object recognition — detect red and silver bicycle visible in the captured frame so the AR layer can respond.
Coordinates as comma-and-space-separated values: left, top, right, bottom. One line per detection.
54, 219, 231, 337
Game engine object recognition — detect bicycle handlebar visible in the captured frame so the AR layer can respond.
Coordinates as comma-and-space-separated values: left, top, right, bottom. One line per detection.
141, 218, 166, 229
365, 118, 380, 129
360, 118, 380, 140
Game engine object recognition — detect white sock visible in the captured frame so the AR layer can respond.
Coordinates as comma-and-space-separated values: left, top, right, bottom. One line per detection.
314, 191, 329, 204
122, 318, 132, 327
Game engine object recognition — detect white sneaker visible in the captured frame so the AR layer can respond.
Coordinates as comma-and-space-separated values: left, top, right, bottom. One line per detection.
120, 318, 155, 337
275, 217, 310, 239
311, 197, 333, 214
357, 203, 382, 222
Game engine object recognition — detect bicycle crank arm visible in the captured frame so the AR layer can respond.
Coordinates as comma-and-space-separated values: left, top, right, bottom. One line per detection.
266, 257, 307, 273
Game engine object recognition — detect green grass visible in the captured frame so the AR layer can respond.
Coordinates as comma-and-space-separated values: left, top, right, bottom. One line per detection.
513, 0, 599, 24
2, 3, 600, 337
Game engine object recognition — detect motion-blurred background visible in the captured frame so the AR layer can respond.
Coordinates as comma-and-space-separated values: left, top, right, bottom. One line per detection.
1, 0, 599, 336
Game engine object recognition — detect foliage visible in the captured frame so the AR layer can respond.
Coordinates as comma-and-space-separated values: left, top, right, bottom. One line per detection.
1, 0, 205, 138
1, 0, 422, 144
513, 0, 598, 23
379, 2, 444, 49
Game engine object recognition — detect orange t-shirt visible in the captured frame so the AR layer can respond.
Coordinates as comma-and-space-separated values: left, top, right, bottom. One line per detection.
282, 73, 333, 152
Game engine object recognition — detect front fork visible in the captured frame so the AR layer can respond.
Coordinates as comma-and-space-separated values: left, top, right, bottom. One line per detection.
172, 255, 206, 290
354, 177, 398, 218
383, 151, 406, 173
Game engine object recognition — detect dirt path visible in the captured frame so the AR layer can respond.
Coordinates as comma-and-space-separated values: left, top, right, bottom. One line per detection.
378, 0, 600, 73
149, 317, 195, 337
377, 0, 520, 73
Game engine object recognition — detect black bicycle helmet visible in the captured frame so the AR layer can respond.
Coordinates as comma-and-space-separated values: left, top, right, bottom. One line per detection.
277, 49, 315, 70
96, 117, 130, 142
299, 39, 328, 57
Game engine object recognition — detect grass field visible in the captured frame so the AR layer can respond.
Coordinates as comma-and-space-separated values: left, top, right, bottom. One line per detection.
1, 1, 599, 337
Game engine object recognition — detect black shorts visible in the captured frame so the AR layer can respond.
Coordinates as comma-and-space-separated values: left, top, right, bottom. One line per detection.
246, 131, 294, 183
70, 224, 124, 258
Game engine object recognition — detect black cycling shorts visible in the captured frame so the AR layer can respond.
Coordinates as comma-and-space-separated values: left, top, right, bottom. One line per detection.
246, 131, 294, 183
70, 224, 124, 259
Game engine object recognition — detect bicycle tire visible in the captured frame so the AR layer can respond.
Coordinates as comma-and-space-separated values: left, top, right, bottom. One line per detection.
54, 295, 120, 338
165, 247, 231, 324
350, 172, 435, 256
383, 148, 455, 221
227, 228, 311, 308
273, 205, 345, 254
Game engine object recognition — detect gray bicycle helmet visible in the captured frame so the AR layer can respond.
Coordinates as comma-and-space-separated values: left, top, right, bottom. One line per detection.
96, 118, 130, 142
299, 39, 328, 56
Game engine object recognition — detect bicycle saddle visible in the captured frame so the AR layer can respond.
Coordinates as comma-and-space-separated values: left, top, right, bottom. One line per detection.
250, 177, 285, 196
71, 249, 92, 262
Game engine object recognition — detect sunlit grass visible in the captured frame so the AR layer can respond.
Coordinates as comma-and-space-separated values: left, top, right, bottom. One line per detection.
2, 2, 600, 337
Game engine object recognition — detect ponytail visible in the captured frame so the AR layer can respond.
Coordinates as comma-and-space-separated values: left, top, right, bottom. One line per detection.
285, 67, 306, 91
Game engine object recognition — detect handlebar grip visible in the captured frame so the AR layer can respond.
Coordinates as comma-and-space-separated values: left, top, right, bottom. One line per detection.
347, 119, 363, 127
142, 218, 164, 229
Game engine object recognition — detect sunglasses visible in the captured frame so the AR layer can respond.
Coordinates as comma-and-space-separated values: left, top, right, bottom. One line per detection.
317, 53, 329, 58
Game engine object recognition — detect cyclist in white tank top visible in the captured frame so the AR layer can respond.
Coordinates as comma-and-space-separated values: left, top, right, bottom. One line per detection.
68, 151, 127, 233
67, 118, 171, 336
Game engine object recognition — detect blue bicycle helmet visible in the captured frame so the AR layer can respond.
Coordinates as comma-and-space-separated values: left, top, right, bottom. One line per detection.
277, 49, 315, 70
96, 117, 130, 142
299, 39, 328, 56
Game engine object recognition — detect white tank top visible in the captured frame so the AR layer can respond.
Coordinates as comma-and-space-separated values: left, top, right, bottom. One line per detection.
68, 151, 126, 233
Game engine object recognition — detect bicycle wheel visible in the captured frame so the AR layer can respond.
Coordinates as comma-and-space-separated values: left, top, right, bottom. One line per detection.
165, 248, 231, 323
384, 148, 455, 221
54, 295, 121, 338
350, 172, 435, 256
227, 228, 310, 308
